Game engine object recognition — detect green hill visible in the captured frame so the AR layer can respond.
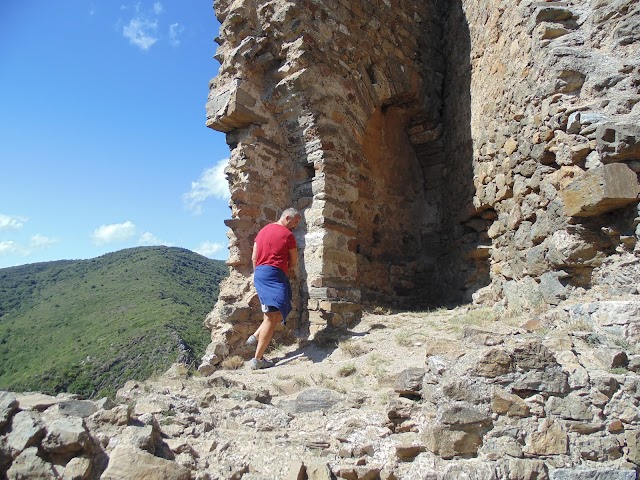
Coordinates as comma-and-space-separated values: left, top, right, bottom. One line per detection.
0, 246, 228, 399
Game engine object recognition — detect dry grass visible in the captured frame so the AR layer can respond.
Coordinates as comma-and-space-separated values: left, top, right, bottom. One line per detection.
366, 352, 389, 379
312, 372, 346, 393
337, 363, 357, 377
221, 355, 245, 370
394, 330, 413, 347
339, 339, 367, 357
269, 342, 287, 356
294, 376, 310, 388
370, 306, 392, 315
271, 382, 286, 395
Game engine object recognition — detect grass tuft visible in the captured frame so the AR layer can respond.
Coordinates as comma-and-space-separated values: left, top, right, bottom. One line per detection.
221, 355, 245, 370
337, 363, 357, 377
339, 339, 367, 357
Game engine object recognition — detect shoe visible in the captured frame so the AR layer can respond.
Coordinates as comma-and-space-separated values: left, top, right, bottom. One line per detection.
249, 357, 274, 370
246, 334, 258, 346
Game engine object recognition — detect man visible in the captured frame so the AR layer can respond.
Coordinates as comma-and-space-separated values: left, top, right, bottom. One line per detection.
247, 207, 301, 369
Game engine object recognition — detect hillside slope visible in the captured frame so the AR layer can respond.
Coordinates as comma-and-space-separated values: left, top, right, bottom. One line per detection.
0, 246, 227, 398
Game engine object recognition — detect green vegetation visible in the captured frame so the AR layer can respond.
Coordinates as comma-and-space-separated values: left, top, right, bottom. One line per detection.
0, 246, 227, 398
337, 363, 356, 377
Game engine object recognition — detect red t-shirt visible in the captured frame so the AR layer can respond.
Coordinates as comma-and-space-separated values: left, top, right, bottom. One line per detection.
254, 223, 297, 273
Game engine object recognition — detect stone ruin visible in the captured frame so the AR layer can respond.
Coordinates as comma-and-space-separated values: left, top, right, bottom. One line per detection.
200, 0, 640, 369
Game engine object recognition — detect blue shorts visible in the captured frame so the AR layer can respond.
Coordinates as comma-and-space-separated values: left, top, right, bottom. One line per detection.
254, 265, 292, 323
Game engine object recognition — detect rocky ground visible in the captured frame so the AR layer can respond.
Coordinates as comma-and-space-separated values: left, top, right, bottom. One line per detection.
2, 300, 640, 479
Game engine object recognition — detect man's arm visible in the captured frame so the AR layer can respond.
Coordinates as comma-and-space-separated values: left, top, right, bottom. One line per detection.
252, 242, 258, 269
288, 248, 298, 273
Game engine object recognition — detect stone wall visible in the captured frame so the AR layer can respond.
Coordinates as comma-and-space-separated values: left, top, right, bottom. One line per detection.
201, 0, 640, 368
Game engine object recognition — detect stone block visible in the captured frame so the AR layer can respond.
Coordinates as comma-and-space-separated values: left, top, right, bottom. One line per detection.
473, 348, 513, 378
491, 388, 530, 418
596, 122, 640, 162
561, 164, 640, 217
523, 419, 568, 456
206, 80, 268, 132
422, 424, 483, 459
394, 368, 425, 397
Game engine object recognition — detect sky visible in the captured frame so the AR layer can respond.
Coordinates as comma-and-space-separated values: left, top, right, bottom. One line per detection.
0, 1, 232, 269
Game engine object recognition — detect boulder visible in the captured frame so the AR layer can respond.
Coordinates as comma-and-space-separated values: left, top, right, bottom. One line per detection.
100, 445, 190, 480
5, 411, 46, 457
394, 368, 425, 397
280, 389, 343, 414
0, 392, 18, 430
6, 447, 57, 480
561, 163, 640, 217
41, 417, 90, 455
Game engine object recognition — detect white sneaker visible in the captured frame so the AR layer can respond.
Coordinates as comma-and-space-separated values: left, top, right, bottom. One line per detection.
249, 357, 274, 370
246, 334, 258, 346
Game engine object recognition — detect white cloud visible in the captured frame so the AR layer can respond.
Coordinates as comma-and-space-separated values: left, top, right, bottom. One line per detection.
122, 17, 158, 50
169, 23, 184, 47
183, 159, 230, 214
194, 241, 226, 258
153, 2, 163, 14
138, 232, 173, 246
0, 241, 20, 256
30, 234, 58, 249
0, 214, 27, 231
91, 221, 137, 245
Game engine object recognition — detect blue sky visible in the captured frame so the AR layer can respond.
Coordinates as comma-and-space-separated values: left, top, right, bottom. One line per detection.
0, 1, 232, 268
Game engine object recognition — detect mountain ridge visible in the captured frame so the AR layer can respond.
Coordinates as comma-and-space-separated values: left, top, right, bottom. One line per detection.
0, 246, 228, 398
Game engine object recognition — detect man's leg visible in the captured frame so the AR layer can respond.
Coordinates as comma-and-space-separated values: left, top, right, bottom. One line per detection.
246, 324, 263, 345
255, 311, 282, 360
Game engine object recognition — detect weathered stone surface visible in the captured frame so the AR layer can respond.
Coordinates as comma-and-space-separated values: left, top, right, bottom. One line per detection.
564, 301, 640, 342
386, 397, 415, 423
41, 417, 89, 455
575, 435, 623, 461
539, 272, 570, 306
512, 368, 570, 395
62, 456, 92, 480
306, 462, 333, 480
394, 368, 425, 397
440, 460, 497, 480
55, 400, 98, 418
474, 348, 513, 378
395, 444, 426, 461
561, 164, 640, 217
506, 458, 549, 480
13, 393, 65, 412
545, 395, 593, 421
6, 447, 57, 480
0, 392, 18, 430
5, 411, 46, 457
422, 424, 483, 459
549, 468, 636, 480
285, 460, 305, 480
523, 420, 568, 456
206, 80, 268, 133
437, 404, 492, 428
596, 122, 640, 163
100, 445, 190, 480
492, 388, 530, 418
280, 389, 343, 414
513, 340, 558, 371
